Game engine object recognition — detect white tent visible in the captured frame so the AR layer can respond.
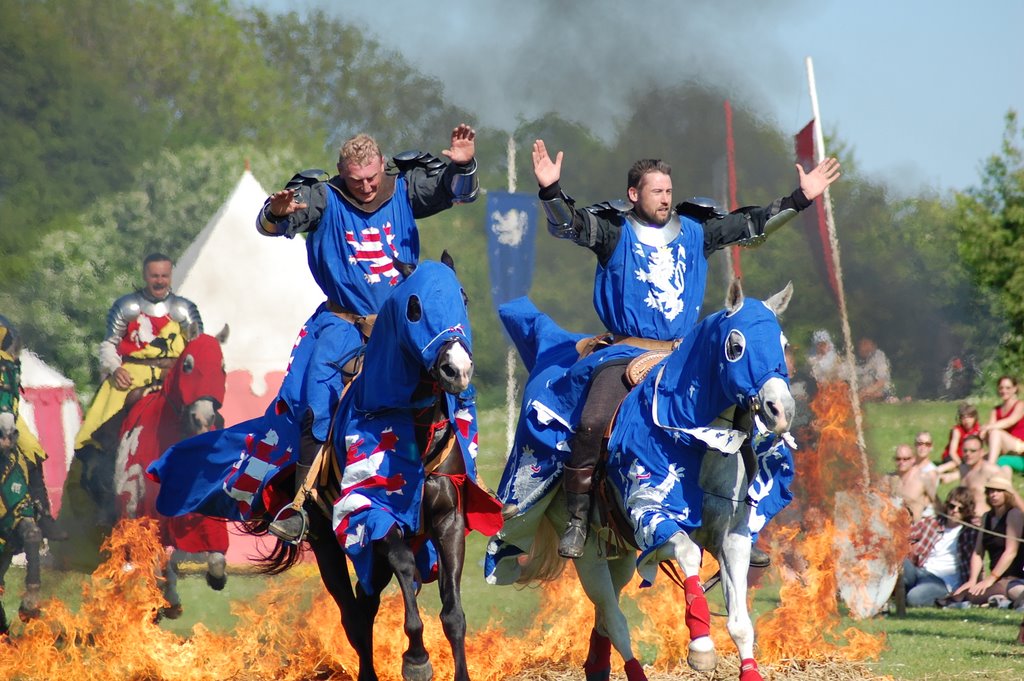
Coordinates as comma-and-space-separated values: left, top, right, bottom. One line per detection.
175, 168, 325, 410
19, 350, 82, 515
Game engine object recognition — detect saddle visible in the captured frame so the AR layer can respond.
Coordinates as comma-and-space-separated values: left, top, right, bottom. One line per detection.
574, 333, 679, 363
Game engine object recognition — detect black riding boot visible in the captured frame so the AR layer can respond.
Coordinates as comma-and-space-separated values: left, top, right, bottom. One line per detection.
558, 466, 593, 559
268, 464, 312, 543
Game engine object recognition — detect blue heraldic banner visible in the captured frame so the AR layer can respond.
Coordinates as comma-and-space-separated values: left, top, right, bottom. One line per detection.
485, 192, 537, 313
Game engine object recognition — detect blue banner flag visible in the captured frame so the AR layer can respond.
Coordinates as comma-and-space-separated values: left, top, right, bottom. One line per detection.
485, 191, 538, 312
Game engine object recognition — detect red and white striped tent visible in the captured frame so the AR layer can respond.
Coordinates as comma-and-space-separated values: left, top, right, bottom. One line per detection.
18, 350, 82, 516
174, 167, 325, 563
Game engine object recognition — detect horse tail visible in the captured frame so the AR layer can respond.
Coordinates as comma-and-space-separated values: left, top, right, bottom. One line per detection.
515, 514, 568, 585
239, 519, 306, 575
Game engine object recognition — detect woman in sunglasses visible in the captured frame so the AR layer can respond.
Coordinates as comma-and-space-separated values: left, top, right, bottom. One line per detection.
901, 487, 977, 607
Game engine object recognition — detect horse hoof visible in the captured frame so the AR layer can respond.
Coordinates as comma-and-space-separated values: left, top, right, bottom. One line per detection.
205, 571, 227, 591
17, 606, 41, 622
157, 604, 184, 622
401, 656, 433, 681
686, 647, 718, 672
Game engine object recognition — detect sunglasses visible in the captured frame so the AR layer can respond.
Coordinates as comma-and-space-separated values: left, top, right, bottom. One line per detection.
915, 440, 932, 446
894, 456, 913, 462
963, 447, 982, 453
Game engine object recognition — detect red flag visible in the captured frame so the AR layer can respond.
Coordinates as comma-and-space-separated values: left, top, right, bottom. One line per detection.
794, 120, 839, 301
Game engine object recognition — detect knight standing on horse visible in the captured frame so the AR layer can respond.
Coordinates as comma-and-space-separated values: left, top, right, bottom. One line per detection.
74, 253, 202, 526
257, 124, 479, 542
532, 140, 840, 558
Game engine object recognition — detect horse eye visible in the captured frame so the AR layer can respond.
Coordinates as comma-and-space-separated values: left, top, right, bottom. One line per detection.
406, 295, 422, 322
460, 287, 469, 307
725, 330, 746, 362
182, 355, 195, 373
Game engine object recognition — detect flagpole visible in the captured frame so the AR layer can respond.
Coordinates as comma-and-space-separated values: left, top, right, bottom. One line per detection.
504, 135, 519, 455
723, 100, 742, 281
805, 56, 869, 488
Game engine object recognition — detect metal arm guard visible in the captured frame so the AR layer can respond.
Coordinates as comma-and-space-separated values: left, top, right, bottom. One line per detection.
390, 151, 446, 177
736, 198, 798, 247
542, 190, 579, 239
676, 197, 726, 222
446, 158, 478, 203
391, 151, 478, 203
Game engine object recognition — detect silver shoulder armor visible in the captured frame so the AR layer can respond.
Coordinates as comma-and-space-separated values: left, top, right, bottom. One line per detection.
447, 158, 479, 203
165, 293, 204, 334
542, 190, 579, 239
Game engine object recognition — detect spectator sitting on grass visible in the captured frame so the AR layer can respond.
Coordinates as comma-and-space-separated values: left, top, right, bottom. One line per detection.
900, 486, 977, 607
937, 476, 1024, 609
940, 402, 980, 466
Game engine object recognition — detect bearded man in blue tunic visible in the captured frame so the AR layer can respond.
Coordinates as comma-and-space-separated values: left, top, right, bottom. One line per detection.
529, 140, 840, 558
252, 125, 479, 541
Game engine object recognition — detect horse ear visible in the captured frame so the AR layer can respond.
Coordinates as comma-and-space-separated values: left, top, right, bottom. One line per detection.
394, 258, 416, 279
440, 249, 456, 272
215, 323, 230, 344
725, 277, 744, 313
765, 281, 794, 316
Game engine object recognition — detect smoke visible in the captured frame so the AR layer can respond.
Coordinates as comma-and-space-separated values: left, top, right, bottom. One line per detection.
260, 0, 811, 138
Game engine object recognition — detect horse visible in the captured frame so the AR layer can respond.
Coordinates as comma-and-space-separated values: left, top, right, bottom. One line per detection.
150, 256, 503, 681
56, 326, 229, 617
488, 279, 796, 681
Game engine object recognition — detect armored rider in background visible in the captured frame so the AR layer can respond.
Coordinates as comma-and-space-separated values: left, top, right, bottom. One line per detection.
258, 124, 479, 542
532, 140, 841, 559
74, 253, 202, 524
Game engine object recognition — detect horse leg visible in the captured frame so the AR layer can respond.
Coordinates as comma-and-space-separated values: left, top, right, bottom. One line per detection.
306, 514, 381, 681
574, 550, 641, 681
205, 551, 227, 591
379, 526, 433, 681
424, 476, 469, 681
664, 532, 716, 672
16, 518, 43, 621
0, 550, 12, 634
158, 549, 184, 620
718, 528, 762, 681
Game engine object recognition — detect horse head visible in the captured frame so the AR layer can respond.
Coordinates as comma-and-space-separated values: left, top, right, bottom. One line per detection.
362, 254, 473, 407
160, 332, 227, 436
719, 279, 795, 435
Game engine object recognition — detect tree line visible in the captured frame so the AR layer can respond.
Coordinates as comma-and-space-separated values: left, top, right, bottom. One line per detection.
2, 0, 1021, 405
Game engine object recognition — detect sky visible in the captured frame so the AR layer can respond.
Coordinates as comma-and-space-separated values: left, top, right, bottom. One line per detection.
252, 0, 1024, 194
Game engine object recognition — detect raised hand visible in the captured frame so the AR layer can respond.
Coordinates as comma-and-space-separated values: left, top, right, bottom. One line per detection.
442, 123, 476, 165
267, 189, 307, 218
533, 139, 563, 188
796, 157, 841, 201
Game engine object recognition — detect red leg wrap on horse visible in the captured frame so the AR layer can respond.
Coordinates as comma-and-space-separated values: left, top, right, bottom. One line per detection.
739, 657, 763, 681
623, 658, 647, 681
583, 628, 612, 675
683, 576, 711, 639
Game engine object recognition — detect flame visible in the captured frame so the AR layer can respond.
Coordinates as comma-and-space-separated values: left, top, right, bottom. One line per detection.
0, 381, 903, 679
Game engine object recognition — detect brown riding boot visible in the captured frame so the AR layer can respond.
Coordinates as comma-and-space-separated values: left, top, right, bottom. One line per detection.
268, 464, 311, 543
558, 466, 594, 559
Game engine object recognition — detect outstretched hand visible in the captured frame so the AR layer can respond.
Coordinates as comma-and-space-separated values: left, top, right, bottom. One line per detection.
442, 123, 476, 165
797, 157, 841, 202
267, 189, 307, 218
533, 139, 563, 188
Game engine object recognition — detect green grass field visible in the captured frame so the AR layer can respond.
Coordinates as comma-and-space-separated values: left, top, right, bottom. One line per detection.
2, 401, 1023, 679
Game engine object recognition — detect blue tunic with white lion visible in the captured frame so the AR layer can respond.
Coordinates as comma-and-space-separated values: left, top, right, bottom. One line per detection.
486, 292, 795, 585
